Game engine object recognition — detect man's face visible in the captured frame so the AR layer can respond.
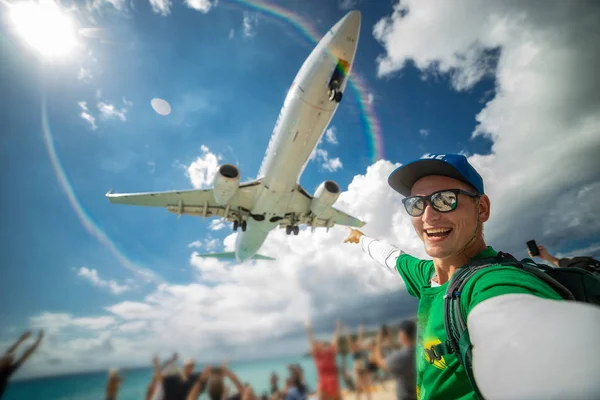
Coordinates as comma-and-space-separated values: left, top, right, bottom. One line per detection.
410, 175, 489, 260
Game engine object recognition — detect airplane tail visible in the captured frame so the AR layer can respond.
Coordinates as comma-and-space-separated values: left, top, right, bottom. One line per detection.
195, 252, 276, 261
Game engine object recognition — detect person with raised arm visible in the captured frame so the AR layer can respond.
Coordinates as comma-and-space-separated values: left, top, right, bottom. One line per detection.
304, 319, 342, 400
0, 330, 44, 399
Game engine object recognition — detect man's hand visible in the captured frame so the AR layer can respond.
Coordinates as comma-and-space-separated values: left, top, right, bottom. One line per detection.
35, 330, 44, 344
343, 228, 364, 244
304, 320, 311, 330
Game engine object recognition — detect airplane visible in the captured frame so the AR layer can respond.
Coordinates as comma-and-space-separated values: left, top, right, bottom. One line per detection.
106, 11, 366, 263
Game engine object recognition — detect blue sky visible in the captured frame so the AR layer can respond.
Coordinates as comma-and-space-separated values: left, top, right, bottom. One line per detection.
1, 0, 599, 378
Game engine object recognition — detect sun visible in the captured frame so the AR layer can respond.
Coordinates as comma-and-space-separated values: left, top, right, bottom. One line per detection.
9, 0, 78, 59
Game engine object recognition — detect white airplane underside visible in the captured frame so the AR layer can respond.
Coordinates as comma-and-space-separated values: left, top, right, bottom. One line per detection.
106, 11, 365, 263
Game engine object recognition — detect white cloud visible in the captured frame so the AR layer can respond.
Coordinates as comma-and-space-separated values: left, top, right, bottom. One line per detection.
325, 127, 338, 145
243, 12, 259, 37
149, 0, 171, 15
205, 238, 219, 251
419, 129, 429, 137
229, 29, 235, 39
147, 161, 156, 174
367, 93, 374, 105
184, 0, 214, 13
89, 0, 127, 11
81, 112, 97, 130
310, 148, 343, 172
30, 312, 116, 333
188, 240, 203, 248
77, 67, 92, 82
555, 243, 600, 260
77, 267, 131, 295
188, 236, 220, 251
210, 219, 226, 231
373, 0, 600, 251
338, 0, 360, 10
119, 321, 147, 333
78, 102, 97, 130
97, 102, 127, 121
322, 157, 343, 172
186, 145, 221, 189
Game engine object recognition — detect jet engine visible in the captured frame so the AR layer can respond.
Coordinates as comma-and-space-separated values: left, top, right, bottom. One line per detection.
213, 164, 240, 205
310, 180, 341, 217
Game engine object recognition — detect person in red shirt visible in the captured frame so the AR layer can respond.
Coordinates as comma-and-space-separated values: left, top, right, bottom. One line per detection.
304, 320, 341, 400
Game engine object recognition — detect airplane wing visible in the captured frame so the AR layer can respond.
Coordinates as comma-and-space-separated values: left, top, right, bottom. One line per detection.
105, 180, 262, 221
279, 184, 366, 230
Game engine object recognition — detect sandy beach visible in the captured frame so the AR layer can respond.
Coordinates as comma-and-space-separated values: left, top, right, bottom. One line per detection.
341, 379, 397, 400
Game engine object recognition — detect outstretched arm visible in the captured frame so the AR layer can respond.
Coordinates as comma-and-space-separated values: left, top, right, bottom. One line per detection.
223, 367, 245, 395
344, 229, 404, 277
186, 366, 212, 400
4, 331, 31, 355
14, 331, 43, 368
161, 353, 178, 372
470, 294, 600, 399
152, 356, 164, 383
529, 244, 560, 267
371, 332, 388, 372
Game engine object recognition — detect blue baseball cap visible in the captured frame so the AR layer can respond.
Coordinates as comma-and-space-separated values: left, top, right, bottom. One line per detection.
388, 154, 485, 197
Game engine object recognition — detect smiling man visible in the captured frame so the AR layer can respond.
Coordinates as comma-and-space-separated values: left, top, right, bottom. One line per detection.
344, 154, 600, 400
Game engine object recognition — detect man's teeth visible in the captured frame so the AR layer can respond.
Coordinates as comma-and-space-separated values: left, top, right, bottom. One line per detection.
426, 228, 451, 234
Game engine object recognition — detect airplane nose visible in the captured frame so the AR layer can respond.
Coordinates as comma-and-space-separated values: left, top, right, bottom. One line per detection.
328, 11, 361, 60
343, 10, 361, 29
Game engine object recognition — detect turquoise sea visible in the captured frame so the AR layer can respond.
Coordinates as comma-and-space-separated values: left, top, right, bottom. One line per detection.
4, 355, 352, 400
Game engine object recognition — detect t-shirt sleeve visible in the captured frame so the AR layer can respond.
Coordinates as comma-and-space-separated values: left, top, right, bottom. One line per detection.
462, 266, 563, 317
396, 253, 434, 299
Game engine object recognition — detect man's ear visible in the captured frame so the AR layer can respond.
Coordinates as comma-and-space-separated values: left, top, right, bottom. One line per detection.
479, 194, 491, 222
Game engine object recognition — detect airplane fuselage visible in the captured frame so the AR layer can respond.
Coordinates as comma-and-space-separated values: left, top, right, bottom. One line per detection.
234, 11, 361, 262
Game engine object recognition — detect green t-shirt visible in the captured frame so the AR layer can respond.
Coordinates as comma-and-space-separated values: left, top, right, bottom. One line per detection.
396, 246, 563, 400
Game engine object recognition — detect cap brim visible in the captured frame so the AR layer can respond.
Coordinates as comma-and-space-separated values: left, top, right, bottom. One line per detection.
388, 159, 474, 196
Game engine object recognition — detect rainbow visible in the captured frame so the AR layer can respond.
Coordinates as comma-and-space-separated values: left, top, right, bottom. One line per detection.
223, 0, 385, 163
42, 96, 162, 283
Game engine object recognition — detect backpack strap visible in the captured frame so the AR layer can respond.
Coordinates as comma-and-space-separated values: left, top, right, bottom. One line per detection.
430, 252, 522, 400
431, 252, 579, 399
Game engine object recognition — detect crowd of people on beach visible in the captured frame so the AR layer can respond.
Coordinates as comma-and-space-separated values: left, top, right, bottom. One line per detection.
2, 153, 600, 400
103, 318, 417, 400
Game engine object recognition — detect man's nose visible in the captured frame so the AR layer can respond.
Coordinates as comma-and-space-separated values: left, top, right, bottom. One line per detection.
421, 201, 441, 222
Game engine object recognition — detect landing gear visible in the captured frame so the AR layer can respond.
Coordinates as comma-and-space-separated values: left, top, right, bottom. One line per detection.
286, 225, 300, 236
233, 220, 247, 232
329, 89, 343, 103
328, 79, 343, 103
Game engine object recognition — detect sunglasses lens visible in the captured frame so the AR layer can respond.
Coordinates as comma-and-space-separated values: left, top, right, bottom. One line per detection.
405, 197, 425, 216
431, 191, 458, 212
